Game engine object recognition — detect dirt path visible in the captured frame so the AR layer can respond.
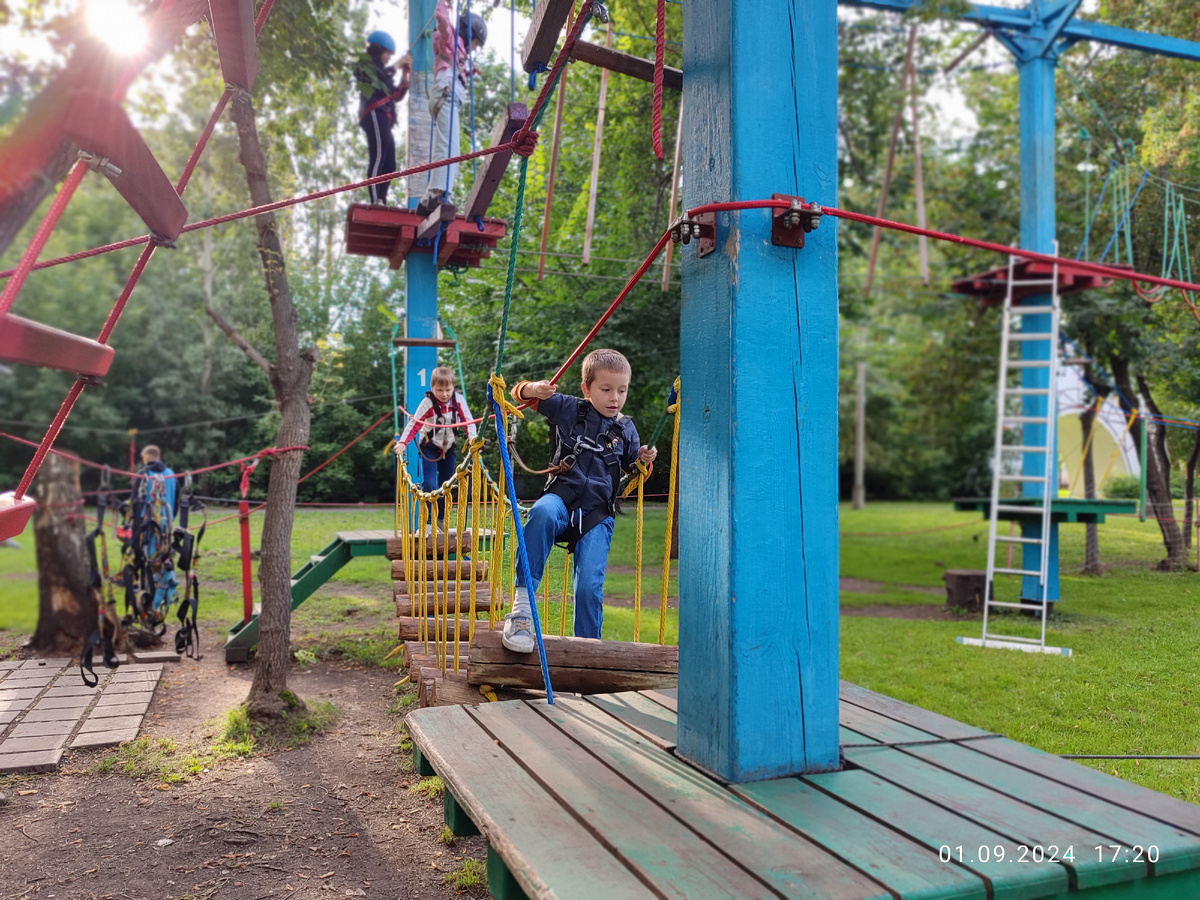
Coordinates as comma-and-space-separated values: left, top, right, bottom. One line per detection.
0, 622, 488, 900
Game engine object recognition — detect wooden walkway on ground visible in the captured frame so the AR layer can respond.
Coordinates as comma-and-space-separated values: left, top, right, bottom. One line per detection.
407, 682, 1200, 899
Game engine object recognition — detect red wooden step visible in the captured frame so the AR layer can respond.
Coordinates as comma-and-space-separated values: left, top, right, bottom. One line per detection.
208, 0, 258, 91
0, 313, 115, 377
63, 90, 188, 241
0, 493, 37, 542
463, 103, 528, 220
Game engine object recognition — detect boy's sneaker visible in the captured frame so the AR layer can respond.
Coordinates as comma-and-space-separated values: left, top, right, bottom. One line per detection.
501, 613, 535, 654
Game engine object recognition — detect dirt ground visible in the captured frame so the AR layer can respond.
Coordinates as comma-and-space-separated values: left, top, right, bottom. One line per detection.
0, 621, 489, 900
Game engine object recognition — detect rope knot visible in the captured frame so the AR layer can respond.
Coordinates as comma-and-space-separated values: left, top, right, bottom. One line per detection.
512, 129, 540, 158
488, 373, 525, 420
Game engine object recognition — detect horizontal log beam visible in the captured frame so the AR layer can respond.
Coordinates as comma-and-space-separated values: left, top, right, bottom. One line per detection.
399, 616, 492, 642
391, 337, 457, 348
466, 630, 679, 693
572, 41, 682, 91
387, 528, 494, 559
392, 559, 489, 581
395, 588, 496, 619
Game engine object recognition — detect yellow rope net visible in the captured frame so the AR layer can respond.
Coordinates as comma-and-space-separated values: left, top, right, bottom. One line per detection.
390, 380, 683, 675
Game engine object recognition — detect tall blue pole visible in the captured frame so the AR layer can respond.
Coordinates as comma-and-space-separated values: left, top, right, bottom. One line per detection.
676, 0, 840, 782
406, 0, 440, 483
1017, 54, 1060, 603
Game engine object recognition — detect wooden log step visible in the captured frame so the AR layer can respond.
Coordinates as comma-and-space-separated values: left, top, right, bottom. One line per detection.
466, 630, 678, 693
416, 666, 539, 708
393, 582, 502, 614
386, 528, 498, 559
391, 559, 489, 582
403, 640, 470, 675
399, 616, 496, 642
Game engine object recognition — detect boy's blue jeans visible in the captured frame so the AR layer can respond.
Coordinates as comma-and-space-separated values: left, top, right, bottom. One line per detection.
515, 493, 613, 640
420, 447, 456, 520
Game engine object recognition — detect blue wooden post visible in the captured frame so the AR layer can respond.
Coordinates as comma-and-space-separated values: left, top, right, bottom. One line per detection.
1017, 55, 1060, 603
676, 0, 840, 782
405, 0, 439, 483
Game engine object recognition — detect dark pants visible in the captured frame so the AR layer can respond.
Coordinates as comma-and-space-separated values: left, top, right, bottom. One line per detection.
420, 446, 456, 521
361, 108, 396, 204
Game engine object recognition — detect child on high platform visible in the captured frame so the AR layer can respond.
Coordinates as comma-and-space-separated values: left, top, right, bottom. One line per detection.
416, 0, 487, 214
355, 30, 411, 206
397, 367, 477, 532
503, 349, 658, 652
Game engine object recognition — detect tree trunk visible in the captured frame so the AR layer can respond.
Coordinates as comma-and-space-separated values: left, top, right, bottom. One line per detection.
1184, 430, 1200, 556
1130, 370, 1186, 569
230, 95, 317, 720
1080, 401, 1101, 575
29, 454, 94, 655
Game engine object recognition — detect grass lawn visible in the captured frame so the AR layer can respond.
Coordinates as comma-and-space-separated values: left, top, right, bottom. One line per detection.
2, 501, 1197, 802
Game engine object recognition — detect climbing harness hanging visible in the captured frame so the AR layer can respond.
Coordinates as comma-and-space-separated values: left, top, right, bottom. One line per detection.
81, 469, 123, 686
173, 474, 205, 659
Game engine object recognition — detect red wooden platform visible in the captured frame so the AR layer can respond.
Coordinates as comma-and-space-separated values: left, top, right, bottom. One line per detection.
952, 260, 1132, 306
343, 204, 506, 270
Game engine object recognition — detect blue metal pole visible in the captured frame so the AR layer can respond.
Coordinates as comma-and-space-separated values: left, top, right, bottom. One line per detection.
1017, 54, 1061, 603
676, 0, 840, 782
406, 0, 441, 484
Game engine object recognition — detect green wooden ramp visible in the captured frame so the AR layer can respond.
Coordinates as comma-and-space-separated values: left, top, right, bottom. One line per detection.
224, 530, 390, 662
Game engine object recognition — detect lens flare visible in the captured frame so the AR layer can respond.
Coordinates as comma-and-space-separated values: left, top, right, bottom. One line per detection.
86, 0, 148, 56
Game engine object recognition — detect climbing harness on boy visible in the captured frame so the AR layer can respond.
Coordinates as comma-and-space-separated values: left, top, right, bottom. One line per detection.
541, 400, 636, 553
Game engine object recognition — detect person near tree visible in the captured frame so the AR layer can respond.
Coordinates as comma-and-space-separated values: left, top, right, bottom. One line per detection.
396, 367, 478, 531
356, 30, 411, 206
502, 349, 658, 652
415, 0, 486, 214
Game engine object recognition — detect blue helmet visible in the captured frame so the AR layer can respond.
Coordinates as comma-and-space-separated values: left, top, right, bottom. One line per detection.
367, 30, 396, 53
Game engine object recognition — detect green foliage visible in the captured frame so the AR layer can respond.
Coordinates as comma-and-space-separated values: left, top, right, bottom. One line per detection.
443, 858, 487, 890
410, 775, 444, 799
1104, 472, 1186, 500
439, 825, 456, 846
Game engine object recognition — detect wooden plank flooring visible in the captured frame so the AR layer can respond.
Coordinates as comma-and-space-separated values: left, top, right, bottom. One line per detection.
406, 684, 1200, 900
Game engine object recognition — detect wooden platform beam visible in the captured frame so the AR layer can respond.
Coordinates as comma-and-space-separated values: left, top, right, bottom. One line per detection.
0, 313, 115, 377
391, 336, 456, 349
463, 103, 529, 221
573, 41, 683, 91
207, 0, 258, 91
466, 630, 678, 693
521, 0, 575, 72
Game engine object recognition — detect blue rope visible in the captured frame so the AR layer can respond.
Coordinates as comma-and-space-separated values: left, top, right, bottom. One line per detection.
1076, 159, 1116, 261
488, 385, 555, 704
1098, 170, 1148, 264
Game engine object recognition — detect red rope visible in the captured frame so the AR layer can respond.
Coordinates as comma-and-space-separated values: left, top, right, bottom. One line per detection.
297, 410, 393, 484
0, 165, 88, 315
651, 0, 666, 160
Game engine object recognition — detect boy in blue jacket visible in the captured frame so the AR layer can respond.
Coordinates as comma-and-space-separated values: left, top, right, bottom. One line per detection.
504, 349, 657, 651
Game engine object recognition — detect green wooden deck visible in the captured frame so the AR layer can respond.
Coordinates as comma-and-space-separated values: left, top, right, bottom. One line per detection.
953, 497, 1139, 524
407, 683, 1200, 900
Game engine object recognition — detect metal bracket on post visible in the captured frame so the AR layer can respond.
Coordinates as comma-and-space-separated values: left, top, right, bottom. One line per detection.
670, 214, 716, 257
771, 194, 822, 250
77, 150, 122, 180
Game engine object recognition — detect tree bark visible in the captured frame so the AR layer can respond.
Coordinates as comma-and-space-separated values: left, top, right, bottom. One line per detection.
29, 454, 94, 654
1184, 430, 1200, 556
229, 94, 317, 720
1127, 368, 1186, 569
1080, 400, 1101, 575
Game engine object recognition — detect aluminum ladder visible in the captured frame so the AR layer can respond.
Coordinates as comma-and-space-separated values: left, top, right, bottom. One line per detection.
960, 244, 1071, 656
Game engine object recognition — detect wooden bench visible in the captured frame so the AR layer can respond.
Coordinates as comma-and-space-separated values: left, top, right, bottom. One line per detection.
407, 682, 1200, 899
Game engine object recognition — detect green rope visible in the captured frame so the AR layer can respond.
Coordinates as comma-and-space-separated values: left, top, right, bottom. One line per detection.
1062, 66, 1126, 153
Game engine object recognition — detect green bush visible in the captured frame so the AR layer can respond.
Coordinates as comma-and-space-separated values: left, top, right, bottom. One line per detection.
1104, 472, 1188, 500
